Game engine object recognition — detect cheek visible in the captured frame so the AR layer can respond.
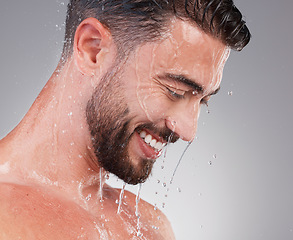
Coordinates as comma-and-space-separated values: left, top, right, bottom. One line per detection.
133, 82, 169, 122
123, 45, 171, 122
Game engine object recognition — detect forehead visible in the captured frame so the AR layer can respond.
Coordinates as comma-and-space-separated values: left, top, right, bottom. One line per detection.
134, 18, 230, 90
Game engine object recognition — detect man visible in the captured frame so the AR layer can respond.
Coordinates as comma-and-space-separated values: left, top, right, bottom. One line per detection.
0, 0, 250, 239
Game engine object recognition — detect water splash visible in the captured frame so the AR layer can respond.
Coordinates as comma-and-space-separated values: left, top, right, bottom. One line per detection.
135, 183, 142, 237
117, 182, 126, 214
169, 141, 192, 184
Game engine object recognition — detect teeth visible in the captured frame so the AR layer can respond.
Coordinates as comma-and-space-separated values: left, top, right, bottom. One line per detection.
155, 142, 163, 151
144, 134, 152, 144
150, 139, 157, 147
139, 130, 165, 152
140, 131, 147, 138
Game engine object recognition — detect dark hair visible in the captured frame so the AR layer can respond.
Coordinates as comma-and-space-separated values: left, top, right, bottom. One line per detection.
62, 0, 251, 60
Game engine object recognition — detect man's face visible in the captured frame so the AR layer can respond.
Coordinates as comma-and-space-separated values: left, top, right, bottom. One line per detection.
86, 19, 230, 185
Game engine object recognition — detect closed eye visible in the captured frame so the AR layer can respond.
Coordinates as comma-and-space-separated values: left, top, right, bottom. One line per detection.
166, 87, 186, 100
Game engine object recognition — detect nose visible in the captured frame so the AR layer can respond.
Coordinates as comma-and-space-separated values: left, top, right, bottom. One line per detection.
165, 101, 200, 142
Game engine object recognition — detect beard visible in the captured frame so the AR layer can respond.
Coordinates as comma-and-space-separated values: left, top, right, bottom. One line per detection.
86, 62, 178, 185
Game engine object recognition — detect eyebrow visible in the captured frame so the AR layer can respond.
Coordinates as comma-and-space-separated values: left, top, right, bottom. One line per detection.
160, 73, 221, 96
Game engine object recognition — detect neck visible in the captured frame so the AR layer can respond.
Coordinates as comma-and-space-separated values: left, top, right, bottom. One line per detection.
0, 59, 104, 206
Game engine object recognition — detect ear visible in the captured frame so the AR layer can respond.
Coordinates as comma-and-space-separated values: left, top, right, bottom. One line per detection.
73, 17, 112, 76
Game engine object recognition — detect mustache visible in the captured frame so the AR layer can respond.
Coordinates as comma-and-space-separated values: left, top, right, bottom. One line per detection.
135, 123, 179, 143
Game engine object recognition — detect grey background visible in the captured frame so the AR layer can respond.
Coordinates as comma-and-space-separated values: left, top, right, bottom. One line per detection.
0, 1, 292, 239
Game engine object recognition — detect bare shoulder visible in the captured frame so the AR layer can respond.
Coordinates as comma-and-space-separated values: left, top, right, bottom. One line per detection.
0, 182, 102, 240
121, 188, 176, 240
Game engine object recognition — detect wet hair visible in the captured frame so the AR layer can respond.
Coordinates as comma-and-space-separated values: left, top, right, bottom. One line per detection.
62, 0, 251, 59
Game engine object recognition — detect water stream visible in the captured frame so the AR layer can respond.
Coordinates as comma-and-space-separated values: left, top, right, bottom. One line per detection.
117, 182, 126, 214
99, 168, 103, 202
135, 183, 142, 237
169, 141, 192, 184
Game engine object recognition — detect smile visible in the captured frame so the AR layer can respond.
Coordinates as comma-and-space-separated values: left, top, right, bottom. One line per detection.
139, 130, 166, 152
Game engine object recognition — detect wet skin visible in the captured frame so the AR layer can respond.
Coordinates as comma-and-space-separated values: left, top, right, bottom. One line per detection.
0, 181, 171, 239
0, 17, 229, 239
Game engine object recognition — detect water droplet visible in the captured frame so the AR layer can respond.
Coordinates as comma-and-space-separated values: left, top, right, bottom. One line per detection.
155, 192, 158, 195
208, 161, 212, 165
162, 182, 166, 187
192, 90, 198, 95
177, 187, 181, 193
162, 203, 165, 208
157, 180, 160, 184
68, 112, 73, 116
213, 154, 217, 159
164, 194, 168, 197
161, 165, 164, 169
85, 194, 91, 201
228, 91, 233, 96
206, 109, 211, 114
